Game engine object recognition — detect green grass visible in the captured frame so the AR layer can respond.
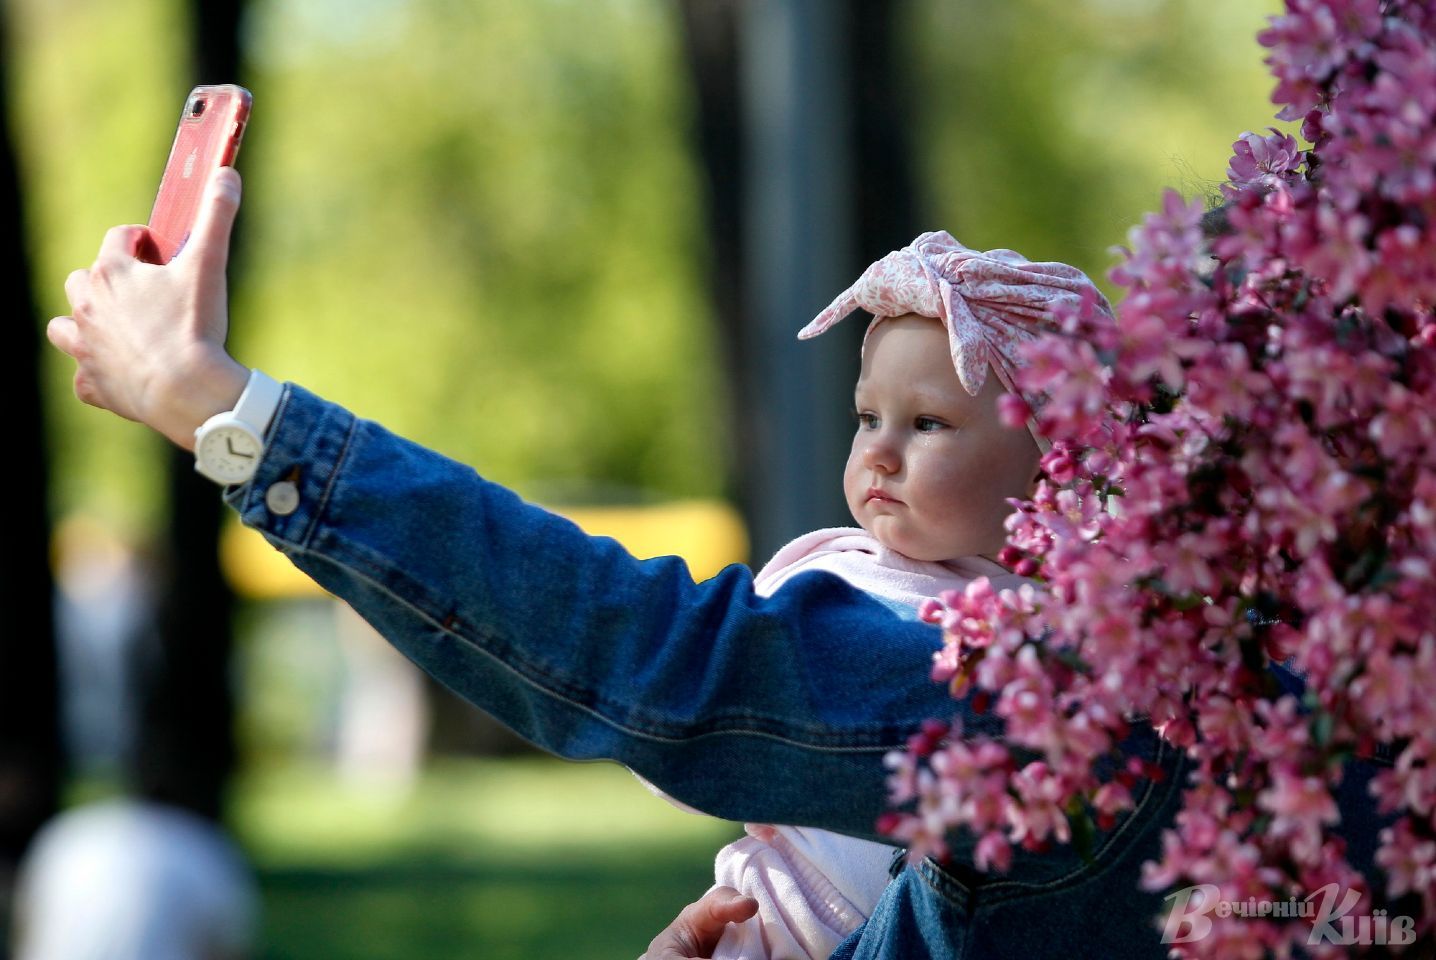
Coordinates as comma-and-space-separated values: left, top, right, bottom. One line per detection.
230, 757, 744, 960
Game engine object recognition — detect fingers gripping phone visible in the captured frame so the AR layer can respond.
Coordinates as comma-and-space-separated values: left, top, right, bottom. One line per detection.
140, 84, 251, 264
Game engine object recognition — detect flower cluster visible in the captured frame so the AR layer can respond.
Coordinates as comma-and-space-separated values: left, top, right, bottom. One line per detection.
881, 2, 1436, 955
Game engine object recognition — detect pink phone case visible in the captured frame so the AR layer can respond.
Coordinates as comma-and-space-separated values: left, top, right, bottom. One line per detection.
141, 84, 251, 264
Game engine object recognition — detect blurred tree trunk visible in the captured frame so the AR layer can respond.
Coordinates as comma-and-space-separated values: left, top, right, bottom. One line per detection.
0, 0, 62, 910
676, 0, 754, 533
678, 0, 918, 560
136, 0, 248, 822
848, 0, 920, 262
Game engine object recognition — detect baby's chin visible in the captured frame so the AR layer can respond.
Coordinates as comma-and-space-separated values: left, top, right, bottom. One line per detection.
860, 524, 972, 564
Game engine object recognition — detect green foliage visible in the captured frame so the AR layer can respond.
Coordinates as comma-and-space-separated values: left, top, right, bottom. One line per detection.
903, 0, 1287, 292
22, 0, 1292, 530
22, 0, 724, 537
235, 0, 723, 498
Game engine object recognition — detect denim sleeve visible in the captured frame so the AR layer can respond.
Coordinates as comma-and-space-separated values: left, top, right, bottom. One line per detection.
223, 384, 963, 841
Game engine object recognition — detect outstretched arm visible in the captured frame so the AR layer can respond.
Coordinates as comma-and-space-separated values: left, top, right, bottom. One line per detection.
48, 166, 967, 839
219, 380, 953, 836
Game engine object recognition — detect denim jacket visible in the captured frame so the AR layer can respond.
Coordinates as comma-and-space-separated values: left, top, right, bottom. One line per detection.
224, 384, 1384, 959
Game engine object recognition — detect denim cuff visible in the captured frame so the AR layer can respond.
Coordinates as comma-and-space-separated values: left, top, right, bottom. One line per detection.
222, 382, 358, 550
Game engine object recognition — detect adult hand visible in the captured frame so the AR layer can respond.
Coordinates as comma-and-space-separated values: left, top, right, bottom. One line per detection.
643, 886, 758, 960
47, 165, 250, 451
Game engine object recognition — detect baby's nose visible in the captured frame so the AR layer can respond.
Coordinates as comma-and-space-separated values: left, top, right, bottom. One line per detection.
862, 435, 901, 472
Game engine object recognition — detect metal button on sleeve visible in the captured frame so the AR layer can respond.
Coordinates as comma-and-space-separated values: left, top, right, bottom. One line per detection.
264, 480, 300, 516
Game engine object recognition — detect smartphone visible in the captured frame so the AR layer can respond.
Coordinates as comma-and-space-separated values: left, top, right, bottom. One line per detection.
140, 84, 252, 264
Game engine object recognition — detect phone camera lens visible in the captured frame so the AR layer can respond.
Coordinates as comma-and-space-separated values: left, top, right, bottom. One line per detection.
190, 99, 206, 118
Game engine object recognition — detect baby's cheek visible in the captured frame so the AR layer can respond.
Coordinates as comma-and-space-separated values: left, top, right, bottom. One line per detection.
936, 476, 1005, 535
840, 455, 864, 497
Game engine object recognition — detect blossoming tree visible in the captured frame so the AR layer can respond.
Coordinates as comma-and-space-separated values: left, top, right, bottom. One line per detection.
880, 1, 1436, 955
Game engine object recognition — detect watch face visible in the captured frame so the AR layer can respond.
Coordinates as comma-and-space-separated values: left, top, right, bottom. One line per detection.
196, 424, 263, 484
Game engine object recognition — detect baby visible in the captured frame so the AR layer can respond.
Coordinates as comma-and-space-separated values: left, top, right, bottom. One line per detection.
672, 231, 1112, 960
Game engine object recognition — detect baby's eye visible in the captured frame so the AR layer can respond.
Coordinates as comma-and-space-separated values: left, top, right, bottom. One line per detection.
854, 411, 879, 430
915, 416, 946, 432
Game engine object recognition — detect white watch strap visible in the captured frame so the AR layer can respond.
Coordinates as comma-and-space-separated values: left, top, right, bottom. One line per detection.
232, 369, 283, 437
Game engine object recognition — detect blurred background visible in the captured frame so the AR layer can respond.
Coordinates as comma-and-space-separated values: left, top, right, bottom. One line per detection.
3, 0, 1284, 956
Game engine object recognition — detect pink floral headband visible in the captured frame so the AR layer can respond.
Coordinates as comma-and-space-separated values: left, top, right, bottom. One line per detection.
799, 230, 1113, 454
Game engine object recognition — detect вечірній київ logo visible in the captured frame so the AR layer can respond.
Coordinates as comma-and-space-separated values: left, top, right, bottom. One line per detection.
1161, 883, 1416, 947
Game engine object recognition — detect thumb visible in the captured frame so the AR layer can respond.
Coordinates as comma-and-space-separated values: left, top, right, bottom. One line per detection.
701, 887, 759, 926
180, 165, 242, 275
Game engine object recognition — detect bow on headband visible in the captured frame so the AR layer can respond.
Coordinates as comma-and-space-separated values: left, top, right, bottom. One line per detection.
798, 231, 1113, 454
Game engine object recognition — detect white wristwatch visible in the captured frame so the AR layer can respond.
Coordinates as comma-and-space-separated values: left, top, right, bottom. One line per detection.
193, 369, 283, 486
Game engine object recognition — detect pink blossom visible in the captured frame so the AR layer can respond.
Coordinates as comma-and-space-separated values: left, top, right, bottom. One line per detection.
1007, 761, 1072, 846
882, 4, 1436, 948
1375, 819, 1436, 902
1259, 0, 1383, 120
1228, 128, 1304, 186
974, 831, 1013, 873
1257, 771, 1341, 864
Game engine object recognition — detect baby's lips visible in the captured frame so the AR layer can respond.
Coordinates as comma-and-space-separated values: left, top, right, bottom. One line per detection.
867, 486, 903, 504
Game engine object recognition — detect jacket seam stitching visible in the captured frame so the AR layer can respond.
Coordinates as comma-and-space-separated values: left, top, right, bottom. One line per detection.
263, 530, 905, 753
299, 414, 359, 552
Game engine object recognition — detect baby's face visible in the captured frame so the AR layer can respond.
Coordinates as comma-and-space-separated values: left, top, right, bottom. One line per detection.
843, 314, 1040, 563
